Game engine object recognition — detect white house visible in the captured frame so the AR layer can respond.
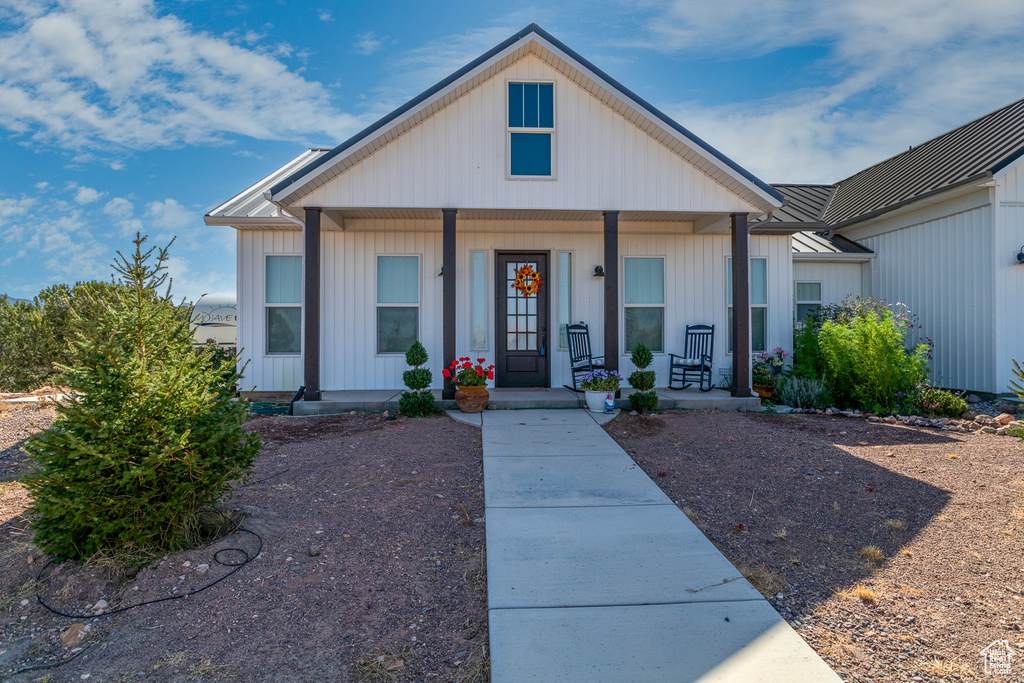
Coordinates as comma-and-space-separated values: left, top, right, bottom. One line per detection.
205, 24, 807, 401
778, 98, 1024, 394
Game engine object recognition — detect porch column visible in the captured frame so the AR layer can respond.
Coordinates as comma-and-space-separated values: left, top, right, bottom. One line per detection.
442, 208, 457, 400
303, 207, 321, 401
603, 211, 619, 377
730, 212, 751, 397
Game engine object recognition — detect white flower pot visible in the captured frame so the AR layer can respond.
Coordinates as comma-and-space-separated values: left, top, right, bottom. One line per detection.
584, 390, 610, 413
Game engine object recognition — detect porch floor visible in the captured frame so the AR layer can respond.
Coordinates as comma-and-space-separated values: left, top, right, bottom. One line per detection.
291, 387, 761, 415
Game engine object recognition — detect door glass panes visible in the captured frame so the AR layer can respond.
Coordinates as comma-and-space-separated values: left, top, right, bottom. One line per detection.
505, 260, 539, 351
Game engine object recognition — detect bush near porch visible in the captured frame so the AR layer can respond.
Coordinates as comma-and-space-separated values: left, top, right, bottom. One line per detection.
787, 297, 965, 417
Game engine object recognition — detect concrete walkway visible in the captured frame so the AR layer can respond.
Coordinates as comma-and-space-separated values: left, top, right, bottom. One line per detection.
481, 409, 841, 682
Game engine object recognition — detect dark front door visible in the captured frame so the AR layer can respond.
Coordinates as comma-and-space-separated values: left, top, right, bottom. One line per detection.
495, 251, 549, 387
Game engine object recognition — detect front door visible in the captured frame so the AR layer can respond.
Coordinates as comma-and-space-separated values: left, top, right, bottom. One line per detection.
495, 251, 549, 387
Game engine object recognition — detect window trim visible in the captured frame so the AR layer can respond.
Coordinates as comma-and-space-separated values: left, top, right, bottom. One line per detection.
557, 250, 573, 350
506, 79, 556, 180
471, 250, 489, 352
795, 280, 823, 325
264, 254, 302, 357
622, 255, 666, 354
375, 254, 421, 356
726, 256, 769, 355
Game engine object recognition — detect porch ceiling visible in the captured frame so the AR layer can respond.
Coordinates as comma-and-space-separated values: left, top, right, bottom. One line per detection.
320, 207, 723, 227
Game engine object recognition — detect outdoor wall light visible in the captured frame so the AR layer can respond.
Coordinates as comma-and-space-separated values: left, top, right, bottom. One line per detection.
437, 266, 444, 277
1017, 246, 1024, 264
593, 265, 605, 277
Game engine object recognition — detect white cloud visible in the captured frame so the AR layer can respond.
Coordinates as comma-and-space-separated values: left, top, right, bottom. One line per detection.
145, 198, 193, 230
631, 0, 1024, 182
318, 11, 333, 23
102, 196, 133, 218
74, 185, 102, 204
0, 0, 361, 151
353, 31, 381, 56
34, 181, 49, 190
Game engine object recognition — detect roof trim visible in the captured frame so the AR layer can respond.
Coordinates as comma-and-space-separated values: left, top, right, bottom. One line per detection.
268, 23, 783, 206
792, 252, 875, 262
830, 171, 993, 230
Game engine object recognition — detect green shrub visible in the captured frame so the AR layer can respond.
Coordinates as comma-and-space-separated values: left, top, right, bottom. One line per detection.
818, 308, 928, 413
399, 341, 434, 417
22, 235, 260, 563
628, 342, 658, 414
919, 386, 968, 418
776, 376, 831, 410
790, 322, 825, 379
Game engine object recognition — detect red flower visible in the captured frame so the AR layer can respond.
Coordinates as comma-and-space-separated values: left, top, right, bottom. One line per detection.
442, 369, 450, 378
477, 368, 484, 376
487, 372, 494, 379
477, 358, 486, 364
462, 362, 472, 370
657, 471, 667, 478
733, 523, 745, 532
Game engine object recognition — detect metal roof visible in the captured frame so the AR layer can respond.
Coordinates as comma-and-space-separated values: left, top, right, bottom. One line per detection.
205, 149, 331, 222
768, 184, 835, 223
792, 231, 872, 256
823, 96, 1024, 226
268, 23, 784, 209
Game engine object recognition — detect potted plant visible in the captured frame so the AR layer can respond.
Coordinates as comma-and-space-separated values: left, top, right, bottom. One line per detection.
759, 347, 788, 376
580, 370, 621, 413
443, 357, 494, 413
628, 342, 658, 414
752, 359, 775, 399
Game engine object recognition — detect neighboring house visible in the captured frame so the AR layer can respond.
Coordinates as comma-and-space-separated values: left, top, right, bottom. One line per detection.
205, 24, 801, 399
778, 98, 1024, 394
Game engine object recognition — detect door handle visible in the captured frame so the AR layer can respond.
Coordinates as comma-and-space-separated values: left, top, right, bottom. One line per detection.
540, 333, 547, 357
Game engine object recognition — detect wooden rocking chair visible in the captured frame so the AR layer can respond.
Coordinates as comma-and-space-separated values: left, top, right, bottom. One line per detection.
565, 322, 604, 392
668, 324, 715, 391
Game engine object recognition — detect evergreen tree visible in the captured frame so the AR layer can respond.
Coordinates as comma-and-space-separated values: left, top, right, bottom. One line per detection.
399, 341, 435, 416
23, 235, 261, 562
628, 342, 658, 414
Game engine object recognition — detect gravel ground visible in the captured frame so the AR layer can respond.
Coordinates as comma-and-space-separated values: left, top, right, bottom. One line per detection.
608, 410, 1024, 682
0, 410, 488, 682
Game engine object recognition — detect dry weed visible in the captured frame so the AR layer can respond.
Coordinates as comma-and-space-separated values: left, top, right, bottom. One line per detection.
860, 545, 885, 563
739, 564, 785, 597
883, 518, 906, 531
354, 647, 415, 683
681, 507, 699, 522
772, 528, 788, 541
837, 583, 878, 605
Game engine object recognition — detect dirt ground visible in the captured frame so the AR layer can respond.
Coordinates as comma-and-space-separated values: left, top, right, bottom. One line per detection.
0, 406, 488, 682
608, 410, 1024, 682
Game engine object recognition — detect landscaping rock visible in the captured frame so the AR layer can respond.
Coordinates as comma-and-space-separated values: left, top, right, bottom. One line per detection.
196, 563, 210, 574
996, 428, 1007, 436
92, 599, 108, 613
979, 426, 997, 434
967, 394, 982, 404
996, 413, 1015, 426
61, 623, 88, 648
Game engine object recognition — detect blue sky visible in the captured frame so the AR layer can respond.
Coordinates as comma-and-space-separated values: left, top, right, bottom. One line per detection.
2, 0, 1024, 301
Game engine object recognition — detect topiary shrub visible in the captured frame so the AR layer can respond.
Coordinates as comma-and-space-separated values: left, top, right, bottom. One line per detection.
776, 376, 831, 410
22, 235, 261, 563
399, 341, 435, 417
627, 342, 658, 414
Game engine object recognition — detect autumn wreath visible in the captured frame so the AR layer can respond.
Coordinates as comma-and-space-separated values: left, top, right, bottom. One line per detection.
512, 264, 542, 296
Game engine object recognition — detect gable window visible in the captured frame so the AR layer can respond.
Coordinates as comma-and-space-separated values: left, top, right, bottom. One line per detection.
727, 257, 768, 353
266, 255, 302, 355
377, 255, 419, 353
508, 82, 554, 177
795, 282, 822, 323
624, 257, 664, 353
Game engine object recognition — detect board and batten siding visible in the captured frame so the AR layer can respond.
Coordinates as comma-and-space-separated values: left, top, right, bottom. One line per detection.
792, 261, 867, 307
238, 224, 793, 391
994, 158, 1024, 394
297, 53, 759, 215
843, 189, 995, 393
236, 230, 304, 393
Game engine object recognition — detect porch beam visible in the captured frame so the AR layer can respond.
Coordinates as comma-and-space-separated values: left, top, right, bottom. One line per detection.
442, 208, 457, 400
603, 211, 619, 378
730, 212, 752, 398
303, 207, 321, 401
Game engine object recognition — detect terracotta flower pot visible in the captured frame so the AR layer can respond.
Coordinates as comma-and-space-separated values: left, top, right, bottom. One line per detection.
455, 384, 489, 413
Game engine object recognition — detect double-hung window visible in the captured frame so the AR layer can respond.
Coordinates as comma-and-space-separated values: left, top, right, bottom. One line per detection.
377, 255, 419, 353
795, 282, 822, 323
266, 255, 302, 355
727, 257, 768, 353
508, 82, 554, 177
624, 257, 665, 353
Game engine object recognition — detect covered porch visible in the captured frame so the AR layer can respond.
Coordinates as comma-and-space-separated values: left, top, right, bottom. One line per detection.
297, 207, 763, 403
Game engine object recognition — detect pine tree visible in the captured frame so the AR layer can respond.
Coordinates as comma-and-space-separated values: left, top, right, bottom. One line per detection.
23, 235, 261, 562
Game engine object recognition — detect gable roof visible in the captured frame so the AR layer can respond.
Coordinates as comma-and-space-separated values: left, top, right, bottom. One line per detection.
267, 23, 783, 211
763, 184, 872, 258
823, 96, 1024, 226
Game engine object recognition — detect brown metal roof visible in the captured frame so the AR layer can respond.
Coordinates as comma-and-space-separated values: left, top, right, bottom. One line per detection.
792, 231, 873, 256
768, 184, 835, 223
823, 97, 1024, 225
